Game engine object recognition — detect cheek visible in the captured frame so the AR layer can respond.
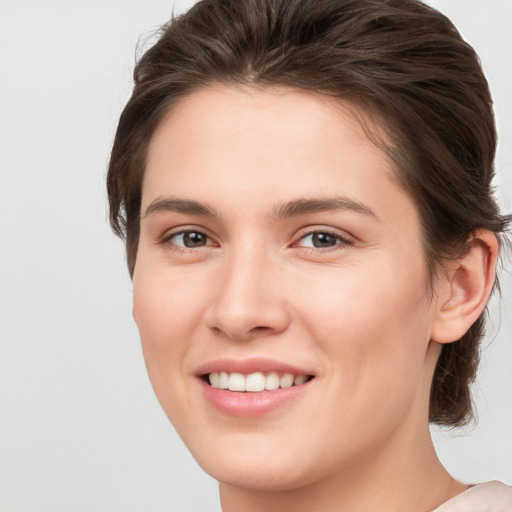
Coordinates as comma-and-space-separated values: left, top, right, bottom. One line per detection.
133, 263, 206, 337
132, 267, 203, 393
298, 258, 433, 395
132, 273, 206, 436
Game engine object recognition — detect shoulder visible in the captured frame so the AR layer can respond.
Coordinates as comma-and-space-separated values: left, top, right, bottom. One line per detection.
433, 481, 512, 512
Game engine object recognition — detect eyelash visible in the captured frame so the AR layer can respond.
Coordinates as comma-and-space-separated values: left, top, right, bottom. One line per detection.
293, 229, 354, 251
160, 229, 216, 253
159, 227, 354, 253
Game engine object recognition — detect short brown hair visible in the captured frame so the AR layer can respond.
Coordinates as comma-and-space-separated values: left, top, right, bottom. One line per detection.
107, 0, 510, 426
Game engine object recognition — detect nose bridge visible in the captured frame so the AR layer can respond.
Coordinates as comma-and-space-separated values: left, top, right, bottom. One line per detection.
207, 239, 289, 340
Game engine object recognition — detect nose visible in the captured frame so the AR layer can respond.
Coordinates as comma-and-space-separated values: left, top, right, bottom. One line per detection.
204, 245, 291, 341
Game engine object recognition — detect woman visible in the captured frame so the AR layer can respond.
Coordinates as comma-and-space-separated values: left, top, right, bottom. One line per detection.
107, 0, 511, 510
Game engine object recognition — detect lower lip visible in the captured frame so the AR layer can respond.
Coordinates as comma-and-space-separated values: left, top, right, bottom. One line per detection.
200, 379, 311, 417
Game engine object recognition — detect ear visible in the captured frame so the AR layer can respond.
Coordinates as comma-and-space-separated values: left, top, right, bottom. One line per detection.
431, 230, 499, 344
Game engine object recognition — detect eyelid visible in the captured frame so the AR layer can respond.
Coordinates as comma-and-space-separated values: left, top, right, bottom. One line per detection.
159, 226, 218, 250
292, 226, 355, 249
157, 225, 354, 252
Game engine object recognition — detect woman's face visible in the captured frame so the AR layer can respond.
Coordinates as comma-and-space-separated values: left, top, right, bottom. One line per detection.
133, 86, 443, 490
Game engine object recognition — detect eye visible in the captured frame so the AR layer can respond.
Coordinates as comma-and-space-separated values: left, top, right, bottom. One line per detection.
166, 230, 213, 249
296, 230, 352, 249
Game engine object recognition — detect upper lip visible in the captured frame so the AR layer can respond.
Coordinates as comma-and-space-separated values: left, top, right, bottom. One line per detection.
196, 358, 314, 377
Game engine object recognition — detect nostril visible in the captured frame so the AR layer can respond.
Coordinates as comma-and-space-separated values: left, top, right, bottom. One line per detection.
208, 322, 282, 341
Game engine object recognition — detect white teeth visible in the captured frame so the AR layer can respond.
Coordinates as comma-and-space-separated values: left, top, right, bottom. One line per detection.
219, 371, 229, 389
209, 372, 220, 388
280, 373, 294, 389
228, 372, 245, 391
264, 372, 279, 390
294, 375, 308, 386
245, 372, 266, 392
207, 371, 310, 392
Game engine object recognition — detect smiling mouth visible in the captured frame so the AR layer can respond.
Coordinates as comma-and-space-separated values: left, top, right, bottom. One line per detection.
204, 371, 314, 392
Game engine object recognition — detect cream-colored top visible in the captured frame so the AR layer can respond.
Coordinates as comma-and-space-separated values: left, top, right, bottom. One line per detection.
433, 481, 512, 511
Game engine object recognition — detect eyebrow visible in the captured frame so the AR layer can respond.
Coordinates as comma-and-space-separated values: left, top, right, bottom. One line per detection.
143, 197, 219, 218
143, 195, 379, 221
270, 196, 379, 221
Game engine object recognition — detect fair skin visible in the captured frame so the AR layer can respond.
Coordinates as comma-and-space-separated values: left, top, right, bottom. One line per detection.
132, 86, 497, 512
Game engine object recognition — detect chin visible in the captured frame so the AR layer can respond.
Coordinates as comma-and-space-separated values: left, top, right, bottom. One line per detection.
203, 457, 318, 492
182, 429, 332, 492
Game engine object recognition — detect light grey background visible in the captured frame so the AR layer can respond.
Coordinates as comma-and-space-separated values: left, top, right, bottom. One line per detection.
0, 1, 510, 511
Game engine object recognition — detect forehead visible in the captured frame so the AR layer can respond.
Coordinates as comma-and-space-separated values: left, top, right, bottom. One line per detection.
148, 85, 389, 164
142, 85, 416, 226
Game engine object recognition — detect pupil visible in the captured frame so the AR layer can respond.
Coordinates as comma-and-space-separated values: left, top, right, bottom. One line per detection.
313, 233, 336, 247
184, 232, 206, 247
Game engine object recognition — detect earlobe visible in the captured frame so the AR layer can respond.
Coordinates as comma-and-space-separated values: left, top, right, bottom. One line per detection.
431, 231, 499, 344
